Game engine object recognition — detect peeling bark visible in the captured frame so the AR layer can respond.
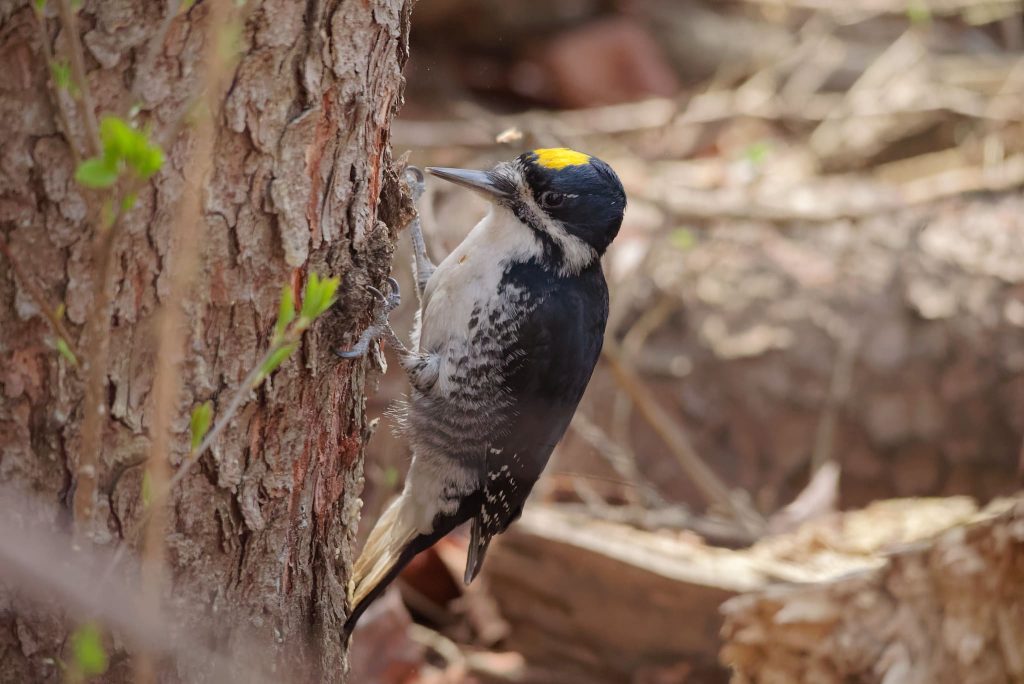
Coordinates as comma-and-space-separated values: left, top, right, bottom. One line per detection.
0, 0, 412, 680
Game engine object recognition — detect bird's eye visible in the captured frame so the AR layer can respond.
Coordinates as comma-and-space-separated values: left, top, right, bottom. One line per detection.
540, 191, 566, 208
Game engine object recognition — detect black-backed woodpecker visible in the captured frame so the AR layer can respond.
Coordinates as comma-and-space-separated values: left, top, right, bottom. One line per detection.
340, 148, 626, 635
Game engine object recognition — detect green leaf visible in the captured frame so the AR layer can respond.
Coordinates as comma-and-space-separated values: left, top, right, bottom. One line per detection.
299, 272, 320, 321
189, 401, 213, 453
98, 116, 164, 180
50, 61, 71, 90
141, 470, 153, 509
300, 272, 340, 322
256, 343, 297, 385
33, 0, 46, 13
55, 338, 78, 366
274, 285, 296, 342
70, 623, 108, 677
100, 116, 133, 162
318, 277, 340, 314
129, 143, 165, 179
383, 466, 400, 488
121, 192, 138, 211
74, 157, 119, 188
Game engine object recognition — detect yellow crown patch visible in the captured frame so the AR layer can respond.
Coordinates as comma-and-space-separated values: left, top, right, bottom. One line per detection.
533, 148, 590, 170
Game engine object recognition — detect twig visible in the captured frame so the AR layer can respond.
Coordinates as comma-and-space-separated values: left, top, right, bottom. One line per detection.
131, 0, 182, 101
568, 412, 665, 508
0, 235, 80, 361
900, 154, 1024, 205
72, 170, 149, 530
32, 8, 83, 164
601, 344, 767, 537
620, 294, 676, 359
810, 329, 860, 472
137, 2, 231, 680
73, 215, 121, 531
0, 488, 275, 684
766, 461, 841, 535
57, 0, 101, 156
407, 623, 467, 672
59, 0, 151, 538
165, 347, 269, 496
554, 503, 758, 546
98, 343, 291, 586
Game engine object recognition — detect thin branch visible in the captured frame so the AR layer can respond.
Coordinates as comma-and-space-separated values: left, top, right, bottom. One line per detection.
810, 329, 860, 472
57, 0, 101, 156
73, 218, 120, 531
0, 235, 80, 361
137, 0, 231, 680
601, 344, 767, 537
0, 488, 275, 684
569, 412, 665, 508
98, 343, 285, 587
32, 8, 83, 164
130, 0, 182, 101
166, 347, 272, 496
555, 502, 758, 546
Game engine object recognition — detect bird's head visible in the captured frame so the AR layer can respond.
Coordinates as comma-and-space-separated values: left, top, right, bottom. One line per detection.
427, 148, 626, 275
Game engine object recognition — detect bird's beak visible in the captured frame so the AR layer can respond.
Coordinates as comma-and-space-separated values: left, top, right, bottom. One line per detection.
426, 167, 508, 200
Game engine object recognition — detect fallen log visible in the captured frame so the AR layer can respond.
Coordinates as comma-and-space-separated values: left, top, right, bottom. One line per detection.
485, 497, 1009, 683
721, 497, 1024, 684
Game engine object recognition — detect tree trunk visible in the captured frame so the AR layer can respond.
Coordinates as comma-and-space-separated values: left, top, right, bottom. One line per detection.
0, 0, 411, 681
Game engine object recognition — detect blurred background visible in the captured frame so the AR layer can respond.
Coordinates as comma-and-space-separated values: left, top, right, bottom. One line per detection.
350, 1, 1024, 682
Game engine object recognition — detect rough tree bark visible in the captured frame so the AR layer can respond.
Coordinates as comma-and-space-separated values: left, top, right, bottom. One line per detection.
0, 0, 412, 681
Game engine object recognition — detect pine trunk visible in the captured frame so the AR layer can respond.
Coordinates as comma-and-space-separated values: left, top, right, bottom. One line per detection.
0, 0, 412, 680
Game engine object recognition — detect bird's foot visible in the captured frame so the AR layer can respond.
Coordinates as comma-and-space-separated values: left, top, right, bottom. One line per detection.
334, 277, 401, 359
406, 166, 425, 203
405, 166, 435, 297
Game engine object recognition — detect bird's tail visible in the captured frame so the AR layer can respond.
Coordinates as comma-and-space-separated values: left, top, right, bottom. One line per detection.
344, 496, 419, 635
344, 489, 479, 637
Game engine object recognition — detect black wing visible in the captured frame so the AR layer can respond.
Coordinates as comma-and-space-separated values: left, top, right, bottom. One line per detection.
465, 259, 608, 581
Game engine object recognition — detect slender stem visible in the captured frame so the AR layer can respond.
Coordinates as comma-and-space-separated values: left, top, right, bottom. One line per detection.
96, 343, 279, 586
136, 1, 230, 681
73, 223, 117, 531
0, 235, 80, 360
602, 344, 767, 536
130, 0, 181, 100
57, 0, 101, 156
165, 350, 270, 495
33, 8, 83, 164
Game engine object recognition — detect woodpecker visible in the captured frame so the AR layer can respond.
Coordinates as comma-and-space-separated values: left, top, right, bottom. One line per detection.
339, 148, 626, 635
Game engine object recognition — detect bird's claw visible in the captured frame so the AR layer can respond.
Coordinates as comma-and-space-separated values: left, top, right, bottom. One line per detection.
334, 278, 401, 360
367, 277, 401, 314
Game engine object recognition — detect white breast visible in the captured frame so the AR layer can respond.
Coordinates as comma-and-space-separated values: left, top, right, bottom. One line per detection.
418, 205, 540, 355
